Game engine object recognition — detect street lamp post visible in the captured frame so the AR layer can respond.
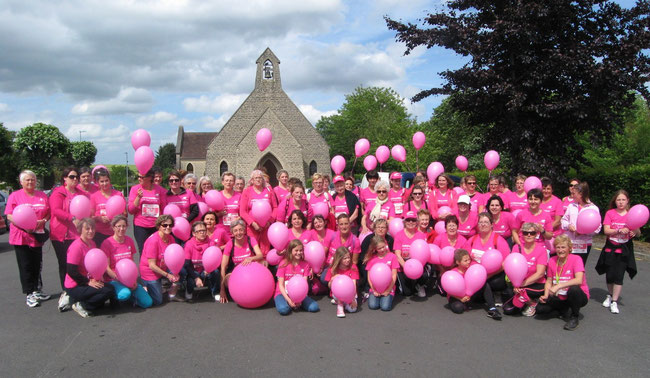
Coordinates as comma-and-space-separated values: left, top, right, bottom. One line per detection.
125, 152, 129, 196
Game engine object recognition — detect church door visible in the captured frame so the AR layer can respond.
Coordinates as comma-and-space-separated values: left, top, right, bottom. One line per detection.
257, 153, 282, 187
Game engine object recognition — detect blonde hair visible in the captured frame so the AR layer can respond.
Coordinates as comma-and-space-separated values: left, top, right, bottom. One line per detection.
330, 247, 352, 275
553, 234, 573, 250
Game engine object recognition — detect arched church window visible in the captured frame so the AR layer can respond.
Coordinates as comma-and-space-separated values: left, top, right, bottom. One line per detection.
186, 163, 194, 173
309, 160, 317, 176
220, 161, 229, 177
263, 60, 273, 79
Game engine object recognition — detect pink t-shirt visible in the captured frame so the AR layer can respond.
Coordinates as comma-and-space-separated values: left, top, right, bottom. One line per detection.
332, 194, 350, 218
466, 192, 482, 213
77, 183, 99, 195
276, 197, 312, 223
274, 186, 290, 204
388, 188, 405, 215
49, 186, 87, 241
365, 253, 399, 295
139, 233, 173, 281
479, 192, 511, 211
5, 189, 50, 247
462, 232, 510, 263
456, 212, 478, 237
603, 209, 629, 245
289, 228, 312, 245
128, 184, 168, 228
239, 186, 276, 227
541, 195, 563, 235
223, 236, 259, 266
512, 244, 548, 284
184, 237, 214, 273
100, 236, 136, 281
508, 191, 528, 212
433, 233, 467, 249
309, 229, 335, 253
363, 201, 395, 229
393, 229, 427, 259
562, 196, 575, 213
275, 260, 312, 297
218, 191, 241, 231
90, 189, 124, 236
428, 189, 457, 217
328, 232, 360, 265
208, 227, 230, 248
516, 209, 553, 244
325, 264, 360, 282
166, 189, 198, 219
546, 254, 589, 299
64, 238, 98, 289
360, 187, 377, 210
492, 212, 516, 238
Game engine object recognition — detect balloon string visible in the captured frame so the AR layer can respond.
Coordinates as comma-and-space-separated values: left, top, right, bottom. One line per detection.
351, 157, 358, 176
416, 150, 419, 172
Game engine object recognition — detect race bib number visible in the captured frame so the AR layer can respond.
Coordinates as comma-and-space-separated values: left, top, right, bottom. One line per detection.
553, 278, 568, 295
573, 242, 588, 254
471, 248, 485, 263
99, 208, 107, 216
394, 202, 403, 214
142, 203, 160, 218
223, 213, 237, 226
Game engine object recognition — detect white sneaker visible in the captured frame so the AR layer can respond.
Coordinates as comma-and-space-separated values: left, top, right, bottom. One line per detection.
32, 291, 51, 301
58, 292, 71, 312
330, 298, 337, 305
610, 301, 619, 314
416, 284, 426, 298
214, 294, 221, 302
336, 304, 345, 318
603, 295, 612, 308
26, 294, 40, 308
185, 290, 193, 301
522, 304, 537, 317
72, 302, 90, 318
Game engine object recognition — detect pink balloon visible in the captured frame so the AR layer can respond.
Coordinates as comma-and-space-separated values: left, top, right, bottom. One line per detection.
412, 132, 426, 150
429, 244, 441, 265
355, 138, 370, 157
480, 248, 504, 274
391, 145, 406, 162
331, 275, 356, 304
163, 204, 182, 218
503, 253, 528, 287
427, 162, 444, 184
131, 129, 151, 150
455, 156, 468, 171
545, 237, 556, 254
376, 145, 390, 164
437, 206, 452, 219
70, 195, 91, 219
524, 176, 542, 193
204, 190, 224, 211
84, 248, 108, 280
330, 155, 346, 175
229, 262, 274, 308
172, 217, 191, 241
105, 196, 126, 219
115, 259, 138, 288
404, 259, 424, 279
465, 264, 487, 296
311, 202, 329, 218
11, 204, 37, 230
434, 221, 446, 235
440, 246, 455, 267
197, 201, 208, 217
363, 155, 377, 171
266, 249, 283, 265
251, 201, 272, 226
368, 263, 392, 293
256, 128, 272, 151
286, 275, 309, 303
576, 208, 602, 234
304, 241, 326, 274
409, 239, 430, 265
164, 243, 185, 275
484, 150, 500, 171
441, 270, 466, 298
627, 204, 649, 229
267, 222, 290, 251
134, 146, 154, 175
388, 218, 404, 236
453, 187, 465, 195
202, 246, 223, 273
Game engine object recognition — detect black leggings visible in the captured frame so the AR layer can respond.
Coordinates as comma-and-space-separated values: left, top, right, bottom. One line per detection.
92, 232, 111, 250
536, 286, 588, 317
448, 283, 495, 314
14, 245, 43, 294
51, 239, 74, 290
397, 265, 430, 296
67, 284, 117, 311
605, 254, 627, 285
487, 271, 507, 292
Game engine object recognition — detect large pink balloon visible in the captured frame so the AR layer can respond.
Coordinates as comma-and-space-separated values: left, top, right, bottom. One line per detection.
84, 248, 108, 280
355, 138, 370, 157
331, 275, 356, 304
503, 253, 528, 287
163, 204, 182, 218
330, 155, 346, 175
576, 208, 602, 234
286, 275, 309, 303
164, 243, 185, 275
304, 241, 326, 273
391, 145, 406, 162
202, 246, 223, 273
311, 202, 329, 218
412, 132, 426, 150
440, 246, 455, 267
429, 244, 441, 265
480, 248, 504, 274
465, 264, 487, 296
172, 217, 191, 241
524, 176, 542, 193
363, 155, 377, 171
134, 146, 154, 175
484, 150, 500, 171
388, 218, 404, 236
265, 249, 283, 265
267, 222, 290, 251
70, 195, 91, 219
376, 145, 390, 164
115, 259, 138, 288
256, 128, 272, 151
229, 262, 274, 308
11, 204, 37, 230
455, 156, 468, 171
105, 196, 126, 219
368, 263, 392, 293
251, 201, 272, 226
204, 190, 224, 211
627, 204, 649, 229
437, 206, 452, 219
441, 270, 466, 298
131, 129, 151, 150
409, 239, 430, 265
404, 259, 424, 279
427, 162, 444, 184
434, 221, 446, 234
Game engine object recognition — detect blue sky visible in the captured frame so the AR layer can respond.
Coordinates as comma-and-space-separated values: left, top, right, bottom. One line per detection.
0, 0, 639, 164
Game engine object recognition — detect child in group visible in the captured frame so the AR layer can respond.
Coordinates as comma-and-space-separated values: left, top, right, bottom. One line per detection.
446, 249, 502, 320
325, 247, 359, 318
363, 235, 399, 311
274, 240, 320, 315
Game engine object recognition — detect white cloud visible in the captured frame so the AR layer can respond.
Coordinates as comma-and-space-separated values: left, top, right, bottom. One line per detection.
200, 115, 229, 131
65, 123, 130, 144
183, 93, 247, 114
0, 103, 10, 113
298, 104, 337, 125
71, 87, 153, 115
136, 111, 178, 128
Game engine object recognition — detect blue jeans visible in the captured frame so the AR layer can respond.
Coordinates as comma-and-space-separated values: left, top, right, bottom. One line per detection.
368, 293, 394, 311
141, 279, 163, 306
186, 270, 220, 296
109, 281, 153, 308
274, 294, 320, 315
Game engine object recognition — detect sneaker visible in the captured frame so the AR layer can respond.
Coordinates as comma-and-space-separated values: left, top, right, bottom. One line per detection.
362, 292, 370, 303
336, 304, 345, 318
58, 292, 71, 312
26, 294, 40, 308
415, 284, 426, 298
487, 308, 502, 320
330, 298, 337, 305
214, 294, 221, 302
185, 290, 193, 301
610, 301, 619, 314
522, 304, 537, 317
602, 294, 612, 308
564, 316, 579, 331
72, 302, 90, 318
169, 294, 185, 302
32, 291, 51, 301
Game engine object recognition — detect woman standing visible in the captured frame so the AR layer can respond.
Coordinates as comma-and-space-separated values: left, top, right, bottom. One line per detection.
404, 186, 428, 215
562, 178, 580, 213
512, 188, 553, 246
166, 170, 199, 222
239, 170, 278, 255
139, 215, 178, 306
77, 167, 98, 195
428, 174, 457, 218
90, 168, 125, 247
331, 175, 360, 227
198, 176, 214, 200
183, 173, 200, 202
540, 177, 563, 236
487, 195, 516, 247
561, 182, 601, 265
455, 195, 478, 238
360, 181, 395, 235
216, 172, 241, 235
128, 170, 168, 253
276, 182, 312, 224
507, 175, 528, 212
273, 169, 291, 204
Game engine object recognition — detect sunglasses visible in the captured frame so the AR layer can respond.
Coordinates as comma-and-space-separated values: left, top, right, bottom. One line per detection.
194, 229, 207, 233
405, 218, 417, 222
161, 223, 173, 228
412, 192, 423, 196
67, 175, 78, 180
569, 184, 577, 187
467, 182, 477, 185
376, 190, 387, 194
169, 178, 180, 183
522, 230, 537, 236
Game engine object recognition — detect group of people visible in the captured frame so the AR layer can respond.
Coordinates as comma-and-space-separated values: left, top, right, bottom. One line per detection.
5, 166, 640, 330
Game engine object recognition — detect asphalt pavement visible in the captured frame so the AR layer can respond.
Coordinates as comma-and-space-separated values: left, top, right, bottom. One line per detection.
0, 231, 647, 377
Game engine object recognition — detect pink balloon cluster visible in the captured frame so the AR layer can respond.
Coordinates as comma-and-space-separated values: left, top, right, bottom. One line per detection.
441, 264, 488, 297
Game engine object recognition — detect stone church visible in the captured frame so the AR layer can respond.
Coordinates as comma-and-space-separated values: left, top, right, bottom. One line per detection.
175, 48, 330, 186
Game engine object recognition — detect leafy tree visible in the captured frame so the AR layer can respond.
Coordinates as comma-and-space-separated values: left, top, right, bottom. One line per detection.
386, 0, 650, 178
0, 123, 22, 188
154, 143, 176, 170
13, 123, 71, 178
71, 141, 97, 167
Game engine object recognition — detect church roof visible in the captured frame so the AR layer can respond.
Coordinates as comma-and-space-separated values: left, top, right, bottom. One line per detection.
180, 131, 217, 159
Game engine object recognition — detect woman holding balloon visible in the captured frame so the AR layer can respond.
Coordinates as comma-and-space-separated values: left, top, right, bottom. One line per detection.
428, 174, 457, 219
139, 215, 178, 306
198, 176, 214, 199
560, 182, 601, 265
394, 210, 428, 297
239, 170, 278, 255
128, 169, 168, 254
433, 215, 467, 249
5, 170, 51, 308
462, 212, 510, 293
183, 221, 222, 302
219, 219, 264, 303
562, 178, 580, 213
326, 247, 359, 317
364, 235, 399, 311
90, 168, 125, 247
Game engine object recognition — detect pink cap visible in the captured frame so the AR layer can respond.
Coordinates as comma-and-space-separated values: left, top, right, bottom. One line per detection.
390, 172, 402, 180
333, 175, 344, 183
404, 210, 417, 219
